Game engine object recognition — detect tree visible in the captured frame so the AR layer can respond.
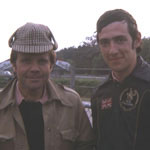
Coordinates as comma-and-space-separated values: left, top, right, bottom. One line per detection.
140, 37, 150, 62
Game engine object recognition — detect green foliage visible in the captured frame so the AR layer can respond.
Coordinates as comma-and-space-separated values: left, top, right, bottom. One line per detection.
140, 37, 150, 62
75, 78, 99, 86
56, 44, 107, 75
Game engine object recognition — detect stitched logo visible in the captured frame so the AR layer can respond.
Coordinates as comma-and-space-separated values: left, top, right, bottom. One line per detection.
101, 98, 112, 110
120, 88, 139, 111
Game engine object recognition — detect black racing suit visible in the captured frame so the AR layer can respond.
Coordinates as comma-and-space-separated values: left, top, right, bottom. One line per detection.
91, 56, 150, 150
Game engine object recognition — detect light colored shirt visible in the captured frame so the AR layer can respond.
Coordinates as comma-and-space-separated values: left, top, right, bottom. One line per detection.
16, 82, 48, 105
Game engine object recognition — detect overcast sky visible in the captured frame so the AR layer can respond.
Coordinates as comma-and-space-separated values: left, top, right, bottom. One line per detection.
0, 0, 149, 62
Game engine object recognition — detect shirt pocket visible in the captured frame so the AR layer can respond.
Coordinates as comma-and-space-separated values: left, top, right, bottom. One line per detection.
0, 138, 15, 150
60, 129, 79, 142
55, 129, 79, 150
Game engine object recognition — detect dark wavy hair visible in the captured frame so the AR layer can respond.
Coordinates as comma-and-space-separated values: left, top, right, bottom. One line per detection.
97, 9, 141, 53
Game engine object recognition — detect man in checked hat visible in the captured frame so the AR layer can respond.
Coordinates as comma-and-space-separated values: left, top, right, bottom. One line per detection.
0, 23, 95, 150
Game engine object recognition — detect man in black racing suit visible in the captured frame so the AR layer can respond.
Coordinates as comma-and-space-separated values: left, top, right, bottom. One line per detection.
91, 9, 150, 150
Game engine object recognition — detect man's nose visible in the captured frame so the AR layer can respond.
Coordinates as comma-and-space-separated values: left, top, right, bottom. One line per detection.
30, 62, 40, 71
109, 41, 118, 54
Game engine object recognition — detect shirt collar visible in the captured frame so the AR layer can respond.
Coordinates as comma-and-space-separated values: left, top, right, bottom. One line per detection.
111, 71, 120, 82
111, 56, 150, 82
16, 82, 48, 105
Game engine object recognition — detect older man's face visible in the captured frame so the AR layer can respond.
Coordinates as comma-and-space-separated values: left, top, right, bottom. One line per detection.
13, 52, 52, 93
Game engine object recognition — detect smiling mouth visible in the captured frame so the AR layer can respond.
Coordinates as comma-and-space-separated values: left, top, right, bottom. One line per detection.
109, 57, 123, 61
27, 77, 42, 80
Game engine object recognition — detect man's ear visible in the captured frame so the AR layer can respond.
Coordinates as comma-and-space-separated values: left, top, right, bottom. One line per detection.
12, 64, 16, 74
134, 32, 142, 49
50, 65, 53, 72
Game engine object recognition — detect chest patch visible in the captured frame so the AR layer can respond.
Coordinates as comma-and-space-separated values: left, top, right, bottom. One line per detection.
120, 88, 139, 111
101, 98, 112, 110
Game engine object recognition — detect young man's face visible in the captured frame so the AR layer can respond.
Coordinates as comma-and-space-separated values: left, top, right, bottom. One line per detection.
13, 52, 52, 92
98, 21, 141, 76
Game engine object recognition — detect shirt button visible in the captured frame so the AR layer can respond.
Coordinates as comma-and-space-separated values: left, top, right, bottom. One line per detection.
48, 128, 51, 132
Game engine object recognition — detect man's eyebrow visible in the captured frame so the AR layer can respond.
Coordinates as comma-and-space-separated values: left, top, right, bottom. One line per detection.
99, 38, 110, 43
99, 38, 109, 41
113, 35, 126, 38
112, 35, 127, 40
100, 35, 126, 40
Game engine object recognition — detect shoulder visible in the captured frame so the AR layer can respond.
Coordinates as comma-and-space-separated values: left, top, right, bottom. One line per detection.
94, 75, 111, 93
49, 80, 81, 102
63, 85, 80, 97
99, 75, 110, 87
133, 56, 150, 82
91, 75, 111, 103
58, 83, 80, 98
56, 84, 83, 107
53, 81, 80, 97
0, 78, 17, 110
47, 80, 82, 106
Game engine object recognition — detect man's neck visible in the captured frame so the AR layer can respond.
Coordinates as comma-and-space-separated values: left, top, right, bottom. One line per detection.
112, 71, 128, 82
19, 86, 44, 102
112, 60, 137, 82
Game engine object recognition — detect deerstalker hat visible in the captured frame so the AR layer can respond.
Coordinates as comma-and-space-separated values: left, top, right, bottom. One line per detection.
8, 23, 58, 53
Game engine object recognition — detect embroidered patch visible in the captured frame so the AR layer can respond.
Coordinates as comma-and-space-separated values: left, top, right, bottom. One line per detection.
120, 88, 139, 111
101, 98, 112, 110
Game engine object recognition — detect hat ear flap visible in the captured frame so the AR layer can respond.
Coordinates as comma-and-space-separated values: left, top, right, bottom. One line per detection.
49, 30, 58, 50
8, 31, 16, 48
53, 41, 58, 50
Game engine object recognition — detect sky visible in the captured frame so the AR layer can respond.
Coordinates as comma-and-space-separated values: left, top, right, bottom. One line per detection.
0, 0, 149, 62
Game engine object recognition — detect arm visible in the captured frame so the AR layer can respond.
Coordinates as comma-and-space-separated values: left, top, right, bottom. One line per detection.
134, 90, 150, 150
91, 97, 99, 150
75, 98, 95, 150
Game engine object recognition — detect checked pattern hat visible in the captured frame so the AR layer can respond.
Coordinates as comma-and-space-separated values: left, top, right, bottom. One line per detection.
8, 23, 58, 53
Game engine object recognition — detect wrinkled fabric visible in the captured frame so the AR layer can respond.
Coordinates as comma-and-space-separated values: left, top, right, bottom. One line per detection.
0, 79, 95, 150
91, 56, 150, 150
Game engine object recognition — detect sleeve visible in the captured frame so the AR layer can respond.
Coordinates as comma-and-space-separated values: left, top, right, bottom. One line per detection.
0, 107, 15, 150
74, 96, 96, 150
91, 96, 99, 150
